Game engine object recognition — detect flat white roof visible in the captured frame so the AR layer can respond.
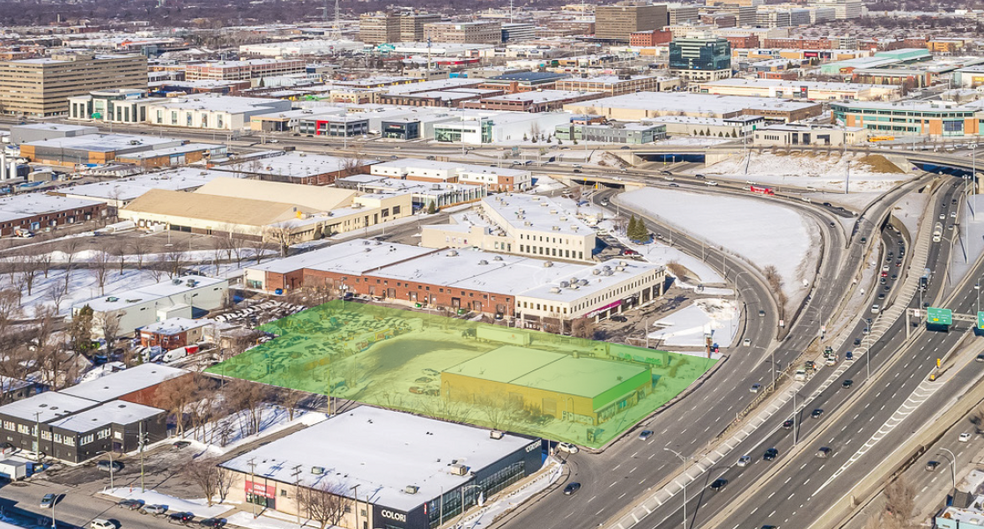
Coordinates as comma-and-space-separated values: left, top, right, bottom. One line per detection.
139, 317, 212, 336
74, 275, 228, 313
0, 392, 97, 423
483, 194, 593, 237
249, 239, 436, 276
60, 363, 188, 402
23, 133, 181, 152
701, 78, 888, 91
61, 168, 231, 202
220, 407, 534, 511
0, 194, 104, 224
375, 247, 587, 296
219, 152, 379, 177
520, 259, 663, 303
573, 92, 821, 115
371, 159, 529, 178
477, 90, 601, 103
47, 400, 163, 432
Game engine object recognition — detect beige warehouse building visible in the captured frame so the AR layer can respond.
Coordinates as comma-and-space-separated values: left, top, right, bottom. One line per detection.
0, 52, 147, 116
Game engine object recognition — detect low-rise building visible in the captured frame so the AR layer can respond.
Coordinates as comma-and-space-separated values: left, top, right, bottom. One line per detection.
73, 276, 229, 337
68, 88, 152, 124
460, 90, 603, 113
337, 174, 486, 211
9, 123, 99, 145
138, 317, 213, 349
143, 95, 292, 130
370, 159, 532, 192
697, 78, 901, 101
565, 92, 823, 123
54, 168, 232, 209
752, 123, 869, 146
220, 407, 542, 528
213, 153, 377, 186
18, 133, 186, 167
184, 59, 306, 81
831, 100, 981, 137
0, 194, 105, 238
555, 122, 667, 144
556, 75, 681, 96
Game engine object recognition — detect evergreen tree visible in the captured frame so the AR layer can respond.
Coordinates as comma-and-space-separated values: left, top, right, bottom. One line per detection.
427, 201, 438, 214
627, 216, 637, 238
69, 305, 94, 354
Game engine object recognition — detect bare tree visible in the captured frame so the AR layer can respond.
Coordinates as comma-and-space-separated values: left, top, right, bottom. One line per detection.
265, 222, 298, 258
149, 254, 168, 282
47, 281, 68, 314
211, 236, 228, 276
474, 394, 519, 431
99, 309, 124, 351
158, 374, 202, 436
299, 482, 351, 529
164, 248, 187, 279
183, 456, 224, 506
883, 476, 916, 529
228, 229, 248, 267
282, 388, 304, 421
61, 237, 85, 291
223, 378, 270, 437
91, 251, 113, 296
253, 239, 276, 264
111, 240, 129, 276
16, 251, 42, 297
571, 318, 594, 339
130, 238, 148, 271
37, 251, 53, 279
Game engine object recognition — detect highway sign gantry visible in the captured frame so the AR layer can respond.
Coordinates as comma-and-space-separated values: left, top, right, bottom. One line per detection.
927, 307, 953, 325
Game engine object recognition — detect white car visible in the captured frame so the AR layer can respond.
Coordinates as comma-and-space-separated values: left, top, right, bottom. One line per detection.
743, 338, 751, 347
90, 520, 114, 529
871, 304, 880, 314
960, 432, 972, 442
557, 442, 579, 454
737, 455, 751, 467
706, 181, 718, 186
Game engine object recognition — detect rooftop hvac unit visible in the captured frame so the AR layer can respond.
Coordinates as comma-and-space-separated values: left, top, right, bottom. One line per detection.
494, 256, 504, 261
478, 260, 488, 265
604, 270, 613, 276
311, 466, 324, 475
619, 260, 627, 266
616, 266, 625, 272
560, 281, 570, 288
579, 279, 589, 286
543, 261, 553, 268
490, 430, 504, 440
405, 485, 419, 494
592, 269, 600, 275
550, 287, 561, 293
446, 250, 459, 257
449, 464, 468, 476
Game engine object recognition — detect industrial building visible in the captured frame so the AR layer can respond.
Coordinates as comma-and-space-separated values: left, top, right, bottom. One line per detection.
73, 275, 230, 337
0, 52, 148, 116
443, 346, 652, 425
17, 132, 201, 168
219, 407, 542, 529
337, 174, 486, 211
9, 123, 99, 145
0, 194, 105, 238
460, 90, 604, 113
752, 123, 869, 146
831, 100, 981, 137
697, 78, 901, 101
564, 92, 823, 122
143, 95, 292, 130
370, 159, 532, 192
212, 152, 378, 185
556, 75, 682, 96
55, 168, 233, 209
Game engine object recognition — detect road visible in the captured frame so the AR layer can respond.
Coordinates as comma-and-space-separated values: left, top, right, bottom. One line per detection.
656, 180, 970, 529
498, 171, 934, 529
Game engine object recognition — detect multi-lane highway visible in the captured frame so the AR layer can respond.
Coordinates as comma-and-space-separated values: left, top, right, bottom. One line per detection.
498, 168, 939, 529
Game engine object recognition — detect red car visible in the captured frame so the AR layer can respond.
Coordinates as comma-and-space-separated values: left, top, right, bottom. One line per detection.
623, 249, 639, 256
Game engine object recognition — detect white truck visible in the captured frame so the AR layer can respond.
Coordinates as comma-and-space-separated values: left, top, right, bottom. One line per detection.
161, 344, 199, 363
0, 459, 29, 480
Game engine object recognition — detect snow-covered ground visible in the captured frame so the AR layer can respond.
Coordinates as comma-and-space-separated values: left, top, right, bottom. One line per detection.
620, 187, 820, 310
104, 487, 231, 518
893, 192, 929, 239
649, 298, 740, 348
531, 175, 566, 193
949, 194, 984, 289
658, 137, 733, 147
690, 152, 910, 193
183, 404, 326, 456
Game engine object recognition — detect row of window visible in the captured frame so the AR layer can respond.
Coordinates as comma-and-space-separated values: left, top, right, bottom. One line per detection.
519, 244, 584, 260
3, 421, 109, 446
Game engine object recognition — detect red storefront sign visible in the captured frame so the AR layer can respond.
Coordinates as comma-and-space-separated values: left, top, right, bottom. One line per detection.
245, 480, 276, 499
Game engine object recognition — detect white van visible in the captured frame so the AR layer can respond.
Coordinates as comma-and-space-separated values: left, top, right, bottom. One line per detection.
794, 370, 807, 381
161, 344, 199, 363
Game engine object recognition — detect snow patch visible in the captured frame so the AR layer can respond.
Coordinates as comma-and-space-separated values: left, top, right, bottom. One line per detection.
649, 298, 740, 348
103, 488, 231, 518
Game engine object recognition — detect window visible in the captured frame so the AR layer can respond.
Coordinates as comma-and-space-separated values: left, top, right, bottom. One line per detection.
53, 433, 62, 444
63, 436, 75, 446
81, 434, 94, 445
393, 205, 401, 214
97, 428, 111, 440
17, 425, 29, 435
217, 114, 224, 128
41, 430, 52, 441
1, 421, 13, 431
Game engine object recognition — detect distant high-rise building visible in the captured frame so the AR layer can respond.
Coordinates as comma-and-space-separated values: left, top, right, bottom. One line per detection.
667, 4, 701, 25
0, 52, 147, 117
360, 12, 402, 44
595, 3, 668, 41
669, 35, 732, 82
400, 13, 441, 42
424, 21, 502, 44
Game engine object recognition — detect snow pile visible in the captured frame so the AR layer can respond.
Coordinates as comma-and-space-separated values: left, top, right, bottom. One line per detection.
531, 175, 566, 193
182, 403, 326, 456
692, 152, 909, 193
104, 488, 230, 518
649, 298, 740, 348
620, 187, 820, 309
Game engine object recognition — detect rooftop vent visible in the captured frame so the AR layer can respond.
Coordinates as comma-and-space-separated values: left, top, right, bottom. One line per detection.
405, 485, 419, 494
543, 261, 554, 268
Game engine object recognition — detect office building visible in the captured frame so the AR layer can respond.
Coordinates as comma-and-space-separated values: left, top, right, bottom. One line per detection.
424, 22, 502, 44
360, 12, 402, 44
401, 13, 442, 41
669, 35, 732, 82
595, 3, 668, 41
0, 52, 147, 116
183, 59, 306, 81
667, 4, 700, 25
68, 88, 150, 124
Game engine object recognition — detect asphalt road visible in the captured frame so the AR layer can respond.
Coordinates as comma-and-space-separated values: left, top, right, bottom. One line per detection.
663, 180, 970, 529
499, 172, 930, 529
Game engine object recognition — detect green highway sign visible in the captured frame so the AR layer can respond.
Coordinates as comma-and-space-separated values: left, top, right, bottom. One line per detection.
927, 307, 953, 325
978, 311, 984, 329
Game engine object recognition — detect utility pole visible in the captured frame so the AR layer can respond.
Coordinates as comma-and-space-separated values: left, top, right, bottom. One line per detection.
291, 465, 302, 525
35, 412, 41, 464
351, 484, 361, 529
139, 422, 146, 492
248, 458, 257, 518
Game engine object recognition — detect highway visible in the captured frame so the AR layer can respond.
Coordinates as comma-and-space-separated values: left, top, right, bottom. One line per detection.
648, 179, 968, 529
498, 169, 937, 529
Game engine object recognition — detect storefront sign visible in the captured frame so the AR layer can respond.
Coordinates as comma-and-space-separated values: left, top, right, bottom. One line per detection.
380, 509, 407, 522
245, 480, 276, 499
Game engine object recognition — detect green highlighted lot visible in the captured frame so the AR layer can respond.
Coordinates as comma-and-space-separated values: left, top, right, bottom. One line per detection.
207, 301, 715, 448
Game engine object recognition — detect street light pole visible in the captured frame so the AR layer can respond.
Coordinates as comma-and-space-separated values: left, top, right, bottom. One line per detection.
940, 447, 957, 489
663, 447, 689, 529
351, 484, 360, 529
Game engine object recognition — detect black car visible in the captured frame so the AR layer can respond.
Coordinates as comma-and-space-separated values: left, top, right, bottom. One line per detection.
119, 499, 144, 510
782, 419, 794, 430
169, 512, 195, 523
976, 354, 984, 363
199, 519, 226, 528
610, 315, 628, 323
564, 482, 582, 495
709, 478, 728, 492
173, 441, 191, 450
811, 408, 824, 419
854, 338, 861, 346
763, 448, 778, 461
842, 379, 853, 389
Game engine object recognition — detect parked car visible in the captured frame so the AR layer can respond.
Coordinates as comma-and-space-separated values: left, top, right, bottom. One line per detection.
169, 512, 195, 523
142, 504, 168, 515
199, 519, 226, 528
564, 482, 582, 495
173, 441, 191, 450
119, 499, 143, 510
98, 460, 124, 472
40, 494, 55, 509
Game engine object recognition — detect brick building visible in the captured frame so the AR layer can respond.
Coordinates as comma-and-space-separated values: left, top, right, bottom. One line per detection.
629, 29, 673, 47
724, 35, 760, 49
0, 194, 105, 238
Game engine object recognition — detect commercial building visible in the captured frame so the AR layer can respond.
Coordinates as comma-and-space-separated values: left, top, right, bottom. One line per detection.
0, 364, 187, 463
555, 122, 667, 143
213, 152, 377, 185
144, 95, 292, 130
697, 78, 901, 101
401, 13, 442, 41
422, 194, 596, 261
138, 317, 213, 349
460, 90, 604, 113
752, 123, 869, 146
831, 100, 981, 137
0, 52, 147, 116
556, 75, 681, 96
55, 168, 232, 209
371, 159, 532, 192
443, 346, 652, 425
641, 115, 763, 137
18, 133, 186, 167
360, 12, 402, 44
669, 35, 732, 82
424, 21, 502, 45
630, 29, 674, 47
67, 88, 151, 124
337, 174, 486, 211
184, 59, 306, 81
220, 407, 542, 529
0, 194, 105, 238
565, 92, 823, 122
73, 276, 229, 337
114, 143, 228, 169
595, 4, 667, 42
501, 23, 536, 42
8, 123, 98, 145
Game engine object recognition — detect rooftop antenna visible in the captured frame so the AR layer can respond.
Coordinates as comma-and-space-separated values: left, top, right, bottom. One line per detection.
510, 0, 514, 23
329, 0, 342, 40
